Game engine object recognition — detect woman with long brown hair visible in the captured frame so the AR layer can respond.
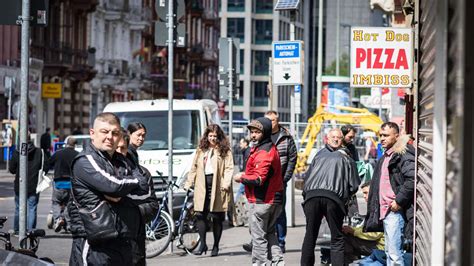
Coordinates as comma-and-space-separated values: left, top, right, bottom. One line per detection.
184, 124, 234, 257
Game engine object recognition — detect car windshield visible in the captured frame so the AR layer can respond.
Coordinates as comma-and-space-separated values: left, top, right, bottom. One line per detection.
115, 110, 201, 150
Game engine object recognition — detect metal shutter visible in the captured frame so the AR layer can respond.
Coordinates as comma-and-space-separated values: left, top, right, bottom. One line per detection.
444, 0, 464, 263
415, 0, 436, 264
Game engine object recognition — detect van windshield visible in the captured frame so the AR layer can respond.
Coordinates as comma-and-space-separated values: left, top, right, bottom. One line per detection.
115, 110, 201, 150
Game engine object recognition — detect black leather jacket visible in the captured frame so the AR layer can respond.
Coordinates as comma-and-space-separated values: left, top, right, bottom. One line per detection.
303, 145, 360, 213
68, 144, 149, 239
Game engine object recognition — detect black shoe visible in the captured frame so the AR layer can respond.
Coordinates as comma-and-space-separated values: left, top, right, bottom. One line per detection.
242, 242, 252, 253
211, 246, 219, 257
193, 244, 208, 255
279, 245, 286, 253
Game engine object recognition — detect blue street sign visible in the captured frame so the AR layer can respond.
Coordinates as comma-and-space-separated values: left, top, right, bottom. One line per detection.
273, 43, 300, 58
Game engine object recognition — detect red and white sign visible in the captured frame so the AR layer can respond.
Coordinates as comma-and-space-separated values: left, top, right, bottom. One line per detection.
350, 27, 413, 88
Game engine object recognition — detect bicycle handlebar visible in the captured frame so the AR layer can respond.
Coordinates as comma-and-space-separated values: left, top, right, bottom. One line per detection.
158, 174, 180, 189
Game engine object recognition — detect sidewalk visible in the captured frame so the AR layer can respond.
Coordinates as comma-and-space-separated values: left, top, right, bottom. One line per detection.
147, 190, 320, 266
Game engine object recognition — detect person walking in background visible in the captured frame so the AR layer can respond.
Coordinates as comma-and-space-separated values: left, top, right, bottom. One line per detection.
184, 124, 234, 257
48, 137, 79, 233
364, 122, 415, 266
301, 128, 359, 266
234, 117, 284, 266
341, 124, 360, 162
40, 127, 52, 157
127, 122, 147, 166
9, 132, 49, 234
234, 138, 250, 204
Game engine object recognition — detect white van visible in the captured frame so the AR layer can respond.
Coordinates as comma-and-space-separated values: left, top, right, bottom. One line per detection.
103, 99, 220, 213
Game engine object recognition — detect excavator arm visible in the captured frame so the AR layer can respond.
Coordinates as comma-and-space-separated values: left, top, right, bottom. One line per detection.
295, 104, 383, 174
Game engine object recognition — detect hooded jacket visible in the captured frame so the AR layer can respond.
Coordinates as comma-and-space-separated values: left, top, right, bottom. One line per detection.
271, 126, 297, 184
302, 144, 360, 213
9, 142, 48, 195
364, 135, 415, 233
241, 117, 283, 204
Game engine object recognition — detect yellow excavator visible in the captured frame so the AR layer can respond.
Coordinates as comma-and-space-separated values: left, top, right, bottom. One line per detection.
295, 104, 383, 175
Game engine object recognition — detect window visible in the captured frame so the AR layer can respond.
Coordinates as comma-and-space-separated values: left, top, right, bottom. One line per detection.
251, 112, 266, 119
228, 0, 245, 12
227, 18, 245, 42
116, 110, 201, 150
253, 50, 271, 75
240, 49, 244, 74
255, 0, 273, 14
251, 82, 268, 107
254, 20, 273, 44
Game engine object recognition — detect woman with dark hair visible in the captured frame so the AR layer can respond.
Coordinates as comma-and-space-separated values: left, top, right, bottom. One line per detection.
184, 124, 234, 257
127, 122, 147, 165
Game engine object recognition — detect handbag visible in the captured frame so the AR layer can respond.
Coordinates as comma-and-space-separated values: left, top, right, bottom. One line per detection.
70, 188, 119, 245
36, 149, 52, 194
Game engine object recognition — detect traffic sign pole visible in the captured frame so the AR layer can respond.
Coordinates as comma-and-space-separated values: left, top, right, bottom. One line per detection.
167, 0, 174, 253
228, 38, 234, 149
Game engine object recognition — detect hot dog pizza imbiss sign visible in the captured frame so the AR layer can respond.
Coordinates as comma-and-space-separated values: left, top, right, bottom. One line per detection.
350, 27, 413, 88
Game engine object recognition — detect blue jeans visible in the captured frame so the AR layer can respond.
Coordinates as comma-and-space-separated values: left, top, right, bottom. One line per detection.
275, 188, 287, 247
383, 211, 405, 266
14, 193, 40, 232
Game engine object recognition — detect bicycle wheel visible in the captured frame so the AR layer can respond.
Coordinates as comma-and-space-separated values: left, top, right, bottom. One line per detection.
145, 211, 174, 258
178, 206, 200, 254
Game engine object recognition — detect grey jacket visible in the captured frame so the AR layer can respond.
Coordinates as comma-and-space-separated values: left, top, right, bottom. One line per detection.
271, 126, 297, 184
303, 145, 360, 213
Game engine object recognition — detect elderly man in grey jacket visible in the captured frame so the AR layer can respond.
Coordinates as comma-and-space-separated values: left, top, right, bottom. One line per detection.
301, 128, 360, 266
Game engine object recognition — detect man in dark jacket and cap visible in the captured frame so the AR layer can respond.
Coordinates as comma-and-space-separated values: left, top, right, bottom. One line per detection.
234, 117, 284, 266
363, 122, 415, 266
301, 128, 359, 266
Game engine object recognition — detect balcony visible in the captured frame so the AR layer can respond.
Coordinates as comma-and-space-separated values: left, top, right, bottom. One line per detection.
190, 1, 204, 16
188, 43, 204, 60
203, 47, 218, 62
202, 9, 219, 25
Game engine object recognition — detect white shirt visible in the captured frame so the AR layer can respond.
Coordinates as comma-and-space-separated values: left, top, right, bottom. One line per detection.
204, 148, 214, 175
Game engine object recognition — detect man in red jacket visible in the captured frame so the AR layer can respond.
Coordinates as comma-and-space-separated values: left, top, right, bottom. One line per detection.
234, 117, 284, 265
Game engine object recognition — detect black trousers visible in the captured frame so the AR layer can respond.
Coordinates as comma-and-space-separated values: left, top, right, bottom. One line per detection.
301, 197, 345, 266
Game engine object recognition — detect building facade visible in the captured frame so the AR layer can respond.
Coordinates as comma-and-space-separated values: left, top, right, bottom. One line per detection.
88, 0, 149, 121
29, 0, 98, 138
220, 0, 304, 122
140, 0, 219, 101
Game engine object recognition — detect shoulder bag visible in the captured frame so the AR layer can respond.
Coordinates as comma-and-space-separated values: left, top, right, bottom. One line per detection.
36, 149, 52, 194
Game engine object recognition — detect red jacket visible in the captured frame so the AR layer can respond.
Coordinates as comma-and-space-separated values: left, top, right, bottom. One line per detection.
242, 141, 283, 204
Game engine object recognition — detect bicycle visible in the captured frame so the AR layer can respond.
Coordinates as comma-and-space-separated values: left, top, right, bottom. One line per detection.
0, 216, 54, 264
145, 173, 200, 258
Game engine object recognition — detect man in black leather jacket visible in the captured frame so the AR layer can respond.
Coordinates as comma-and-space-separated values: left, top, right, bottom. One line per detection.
301, 128, 359, 266
68, 113, 149, 265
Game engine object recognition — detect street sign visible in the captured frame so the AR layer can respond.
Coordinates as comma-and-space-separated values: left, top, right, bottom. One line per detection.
41, 83, 62, 99
0, 0, 48, 26
272, 41, 303, 85
295, 85, 301, 114
350, 27, 413, 88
